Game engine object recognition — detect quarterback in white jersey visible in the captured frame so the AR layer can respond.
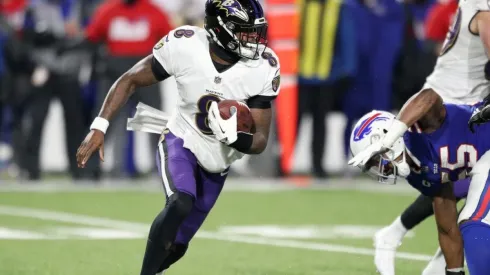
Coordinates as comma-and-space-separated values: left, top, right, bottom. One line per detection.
152, 26, 279, 172
348, 0, 490, 274
76, 0, 280, 274
425, 0, 490, 105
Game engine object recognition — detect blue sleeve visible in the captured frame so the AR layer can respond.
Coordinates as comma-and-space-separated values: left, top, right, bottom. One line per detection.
339, 5, 357, 77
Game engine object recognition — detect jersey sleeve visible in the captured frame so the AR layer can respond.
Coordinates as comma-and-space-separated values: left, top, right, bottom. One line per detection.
247, 50, 281, 109
152, 33, 175, 76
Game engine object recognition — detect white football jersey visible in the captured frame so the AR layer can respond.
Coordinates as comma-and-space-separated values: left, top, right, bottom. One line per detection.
424, 0, 490, 104
152, 26, 281, 173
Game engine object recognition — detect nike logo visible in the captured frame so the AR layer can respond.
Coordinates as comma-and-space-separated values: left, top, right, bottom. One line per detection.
218, 123, 226, 134
220, 171, 228, 176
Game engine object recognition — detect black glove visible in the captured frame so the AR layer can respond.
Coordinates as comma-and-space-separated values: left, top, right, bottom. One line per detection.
468, 104, 490, 133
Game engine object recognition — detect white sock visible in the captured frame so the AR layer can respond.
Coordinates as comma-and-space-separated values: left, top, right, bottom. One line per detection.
388, 216, 408, 240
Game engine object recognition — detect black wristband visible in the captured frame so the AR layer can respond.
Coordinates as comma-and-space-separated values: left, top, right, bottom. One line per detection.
229, 132, 253, 153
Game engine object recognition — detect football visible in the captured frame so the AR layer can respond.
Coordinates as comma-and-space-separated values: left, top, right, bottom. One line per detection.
218, 100, 255, 133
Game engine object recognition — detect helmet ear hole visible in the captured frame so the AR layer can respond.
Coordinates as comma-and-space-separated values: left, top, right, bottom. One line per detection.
383, 129, 388, 134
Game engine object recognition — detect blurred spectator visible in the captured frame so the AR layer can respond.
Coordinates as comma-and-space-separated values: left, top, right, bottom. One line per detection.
0, 0, 35, 177
424, 0, 458, 56
19, 0, 90, 180
78, 0, 172, 178
342, 0, 404, 161
297, 0, 357, 178
391, 0, 455, 109
153, 0, 206, 26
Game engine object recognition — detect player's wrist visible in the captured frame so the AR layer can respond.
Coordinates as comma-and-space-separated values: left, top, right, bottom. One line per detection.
382, 119, 408, 148
229, 132, 253, 153
446, 267, 465, 275
90, 117, 109, 134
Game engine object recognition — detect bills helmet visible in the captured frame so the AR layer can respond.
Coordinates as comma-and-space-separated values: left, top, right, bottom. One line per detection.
350, 110, 410, 184
205, 0, 268, 60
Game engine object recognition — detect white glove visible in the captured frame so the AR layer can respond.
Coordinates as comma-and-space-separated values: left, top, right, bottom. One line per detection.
348, 140, 389, 168
208, 101, 238, 145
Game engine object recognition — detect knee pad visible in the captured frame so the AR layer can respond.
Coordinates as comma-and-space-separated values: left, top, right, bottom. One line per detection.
167, 191, 194, 219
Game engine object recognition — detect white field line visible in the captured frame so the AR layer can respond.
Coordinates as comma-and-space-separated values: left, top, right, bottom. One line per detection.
0, 179, 417, 195
0, 205, 432, 262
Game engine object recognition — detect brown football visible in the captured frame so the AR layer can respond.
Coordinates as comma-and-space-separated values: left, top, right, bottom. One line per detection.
218, 100, 255, 133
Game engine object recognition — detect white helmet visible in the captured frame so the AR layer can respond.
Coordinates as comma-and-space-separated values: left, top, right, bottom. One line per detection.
349, 110, 410, 184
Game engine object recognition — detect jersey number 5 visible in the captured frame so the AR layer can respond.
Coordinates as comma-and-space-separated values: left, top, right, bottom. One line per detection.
440, 144, 478, 181
440, 8, 462, 56
195, 95, 221, 135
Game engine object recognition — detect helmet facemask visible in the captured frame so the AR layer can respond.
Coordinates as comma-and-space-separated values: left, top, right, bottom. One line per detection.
207, 16, 267, 60
362, 147, 408, 185
349, 111, 411, 185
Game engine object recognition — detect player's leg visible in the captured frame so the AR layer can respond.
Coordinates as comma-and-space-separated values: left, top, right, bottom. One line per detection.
157, 165, 227, 273
457, 151, 490, 275
460, 221, 490, 275
140, 131, 198, 275
375, 179, 470, 274
373, 194, 434, 275
311, 84, 332, 178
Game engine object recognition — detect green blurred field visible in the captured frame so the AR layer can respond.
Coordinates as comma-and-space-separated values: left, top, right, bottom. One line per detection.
0, 178, 442, 275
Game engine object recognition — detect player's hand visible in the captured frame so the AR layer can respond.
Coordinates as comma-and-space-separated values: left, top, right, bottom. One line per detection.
468, 105, 490, 133
76, 130, 105, 168
207, 101, 238, 145
347, 141, 389, 168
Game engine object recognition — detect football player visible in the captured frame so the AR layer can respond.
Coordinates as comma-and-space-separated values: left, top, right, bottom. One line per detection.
75, 1, 280, 274
349, 0, 490, 273
350, 98, 490, 275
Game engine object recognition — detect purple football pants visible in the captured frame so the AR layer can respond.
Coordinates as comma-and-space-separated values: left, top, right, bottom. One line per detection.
155, 130, 228, 244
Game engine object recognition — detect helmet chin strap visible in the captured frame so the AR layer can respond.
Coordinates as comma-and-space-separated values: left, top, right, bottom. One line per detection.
395, 151, 411, 178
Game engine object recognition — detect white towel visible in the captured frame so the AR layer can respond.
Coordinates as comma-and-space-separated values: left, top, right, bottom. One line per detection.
126, 102, 170, 134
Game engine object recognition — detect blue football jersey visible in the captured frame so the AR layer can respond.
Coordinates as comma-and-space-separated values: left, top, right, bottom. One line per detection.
404, 103, 490, 196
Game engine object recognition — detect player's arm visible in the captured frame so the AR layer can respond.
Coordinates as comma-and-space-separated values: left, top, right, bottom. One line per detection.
240, 68, 281, 154
472, 11, 490, 60
348, 89, 445, 167
432, 182, 465, 274
208, 62, 280, 154
98, 55, 168, 120
244, 100, 274, 154
76, 54, 169, 167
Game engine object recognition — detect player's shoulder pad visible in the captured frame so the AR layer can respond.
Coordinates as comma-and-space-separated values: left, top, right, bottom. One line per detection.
258, 47, 281, 96
260, 47, 281, 71
152, 26, 207, 75
153, 25, 207, 55
263, 48, 281, 93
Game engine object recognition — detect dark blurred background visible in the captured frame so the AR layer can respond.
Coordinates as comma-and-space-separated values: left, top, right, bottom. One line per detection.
0, 0, 457, 182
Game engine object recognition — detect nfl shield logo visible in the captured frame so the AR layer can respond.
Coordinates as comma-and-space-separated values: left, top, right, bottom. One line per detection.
214, 76, 222, 84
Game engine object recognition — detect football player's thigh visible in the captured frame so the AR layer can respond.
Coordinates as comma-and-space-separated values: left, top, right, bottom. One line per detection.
461, 221, 490, 275
157, 131, 199, 198
174, 167, 227, 244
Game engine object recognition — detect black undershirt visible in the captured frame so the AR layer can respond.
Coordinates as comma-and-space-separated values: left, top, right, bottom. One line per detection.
209, 42, 240, 73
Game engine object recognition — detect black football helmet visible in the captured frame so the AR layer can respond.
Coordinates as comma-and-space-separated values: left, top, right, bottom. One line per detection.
205, 0, 268, 60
